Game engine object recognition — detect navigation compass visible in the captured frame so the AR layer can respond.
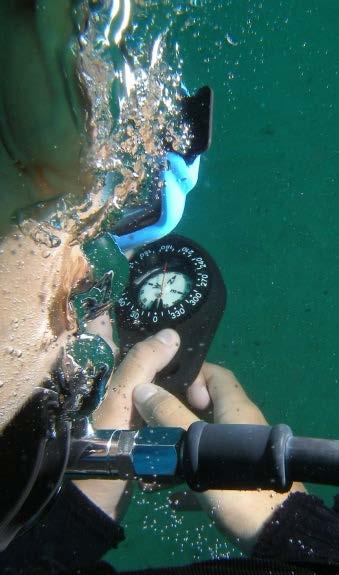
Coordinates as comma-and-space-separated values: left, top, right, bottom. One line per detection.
115, 235, 226, 395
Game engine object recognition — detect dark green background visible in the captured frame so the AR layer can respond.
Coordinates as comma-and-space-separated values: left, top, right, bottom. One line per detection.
109, 1, 339, 570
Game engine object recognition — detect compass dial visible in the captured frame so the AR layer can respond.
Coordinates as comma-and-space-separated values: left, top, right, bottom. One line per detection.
138, 271, 192, 310
116, 238, 210, 330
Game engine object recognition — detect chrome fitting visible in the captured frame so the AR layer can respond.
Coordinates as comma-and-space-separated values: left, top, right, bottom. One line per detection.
67, 427, 184, 481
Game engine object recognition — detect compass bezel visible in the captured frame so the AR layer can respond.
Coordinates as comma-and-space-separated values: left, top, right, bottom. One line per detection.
116, 237, 211, 331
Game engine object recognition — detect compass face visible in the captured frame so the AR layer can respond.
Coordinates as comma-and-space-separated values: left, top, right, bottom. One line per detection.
138, 271, 192, 310
116, 238, 210, 330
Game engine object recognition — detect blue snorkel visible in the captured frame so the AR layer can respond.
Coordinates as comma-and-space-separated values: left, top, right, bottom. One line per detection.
113, 152, 200, 251
111, 86, 213, 251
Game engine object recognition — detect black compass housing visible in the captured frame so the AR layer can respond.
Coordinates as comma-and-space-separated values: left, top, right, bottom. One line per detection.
115, 235, 226, 397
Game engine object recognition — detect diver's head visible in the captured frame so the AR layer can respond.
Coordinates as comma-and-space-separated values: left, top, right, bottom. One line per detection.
0, 0, 114, 430
0, 2, 87, 432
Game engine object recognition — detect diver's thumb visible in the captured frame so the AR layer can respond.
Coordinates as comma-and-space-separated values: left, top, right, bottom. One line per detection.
133, 383, 198, 429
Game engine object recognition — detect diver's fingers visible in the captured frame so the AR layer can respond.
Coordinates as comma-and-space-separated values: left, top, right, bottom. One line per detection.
186, 369, 211, 411
200, 362, 267, 425
133, 383, 199, 429
114, 329, 180, 387
93, 329, 180, 429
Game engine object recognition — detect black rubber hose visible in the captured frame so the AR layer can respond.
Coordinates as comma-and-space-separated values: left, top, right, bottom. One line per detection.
182, 421, 339, 492
287, 436, 339, 485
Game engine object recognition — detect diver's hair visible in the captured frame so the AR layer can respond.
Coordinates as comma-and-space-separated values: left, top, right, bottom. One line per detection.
49, 242, 90, 337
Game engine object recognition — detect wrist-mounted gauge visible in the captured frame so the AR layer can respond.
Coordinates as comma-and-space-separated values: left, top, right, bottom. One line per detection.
115, 234, 226, 395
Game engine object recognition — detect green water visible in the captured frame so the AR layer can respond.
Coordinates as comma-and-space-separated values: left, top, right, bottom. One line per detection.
109, 1, 339, 570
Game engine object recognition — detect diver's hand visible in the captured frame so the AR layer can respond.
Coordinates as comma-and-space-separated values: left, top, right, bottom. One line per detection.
133, 362, 305, 551
73, 329, 180, 520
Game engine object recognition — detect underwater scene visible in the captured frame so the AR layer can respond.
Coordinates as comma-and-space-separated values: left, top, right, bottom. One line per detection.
0, 0, 338, 572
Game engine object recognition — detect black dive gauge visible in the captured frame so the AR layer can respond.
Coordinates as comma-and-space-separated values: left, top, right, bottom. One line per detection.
115, 235, 226, 396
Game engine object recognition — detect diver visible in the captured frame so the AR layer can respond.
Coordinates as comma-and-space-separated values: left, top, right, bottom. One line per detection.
1, 1, 339, 574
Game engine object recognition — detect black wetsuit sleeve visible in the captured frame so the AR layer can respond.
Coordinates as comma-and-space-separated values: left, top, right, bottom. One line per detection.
0, 481, 124, 575
252, 491, 339, 567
